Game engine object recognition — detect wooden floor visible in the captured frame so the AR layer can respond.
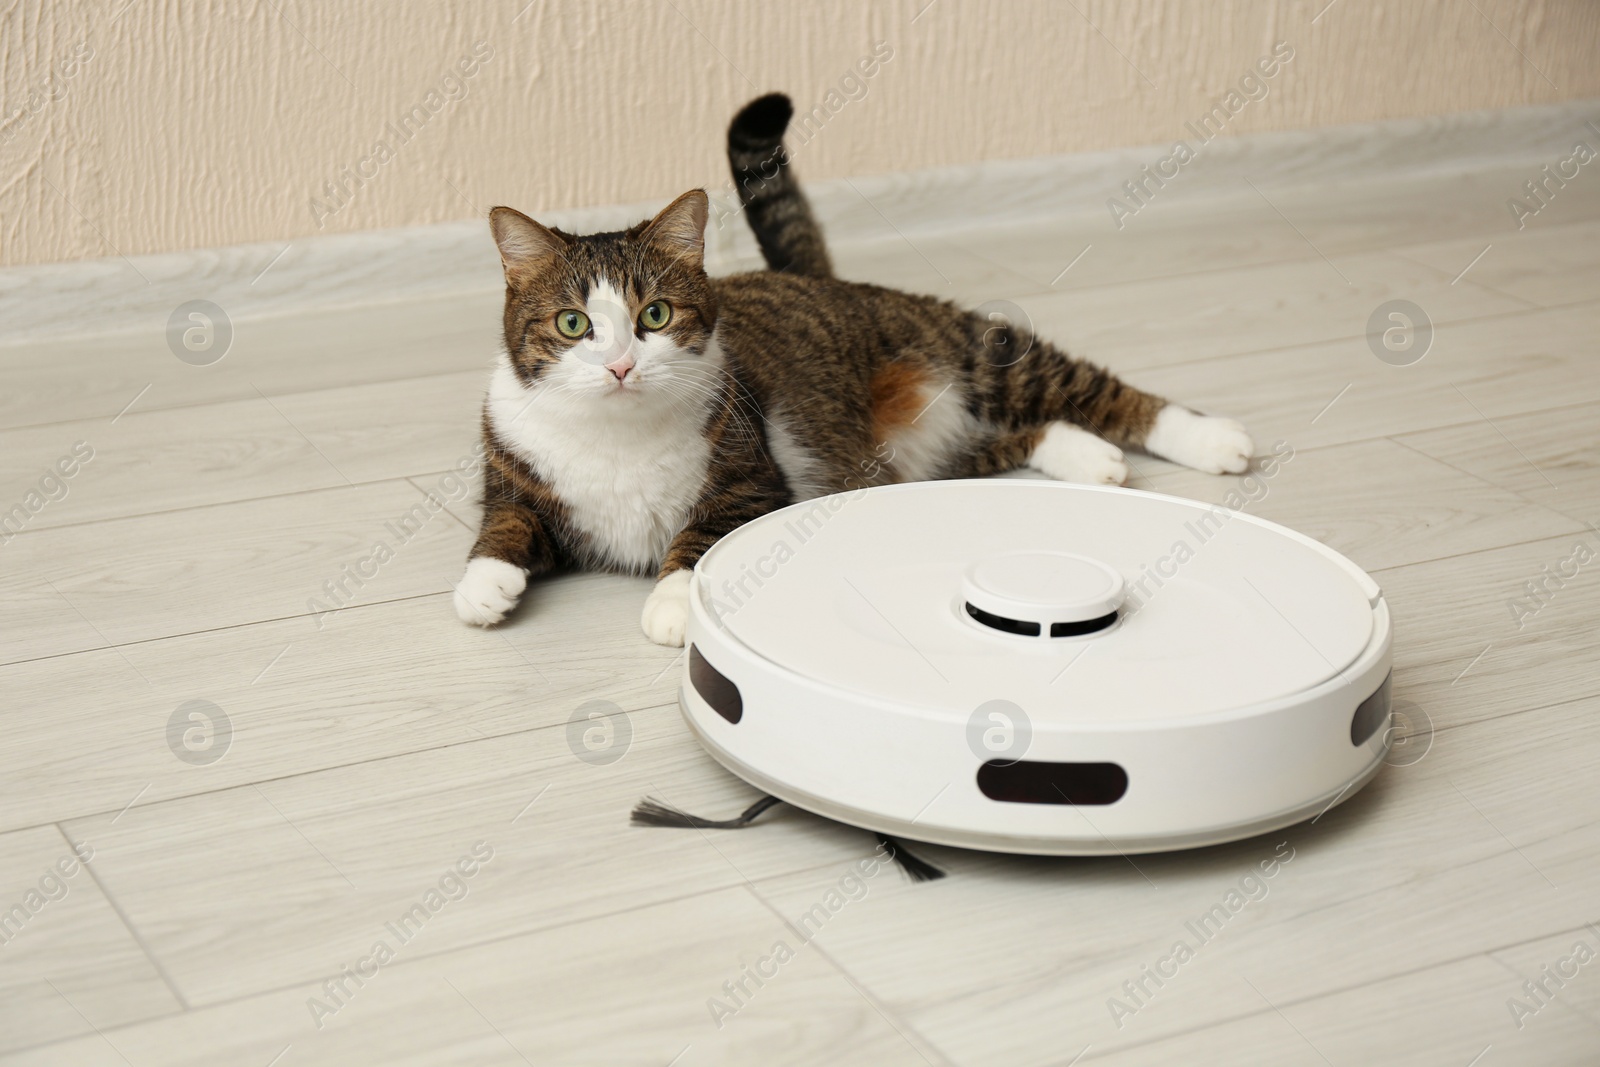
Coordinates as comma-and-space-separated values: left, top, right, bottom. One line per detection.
4, 154, 1600, 1066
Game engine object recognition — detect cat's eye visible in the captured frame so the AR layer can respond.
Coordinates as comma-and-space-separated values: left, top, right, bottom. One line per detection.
639, 301, 672, 331
554, 310, 590, 339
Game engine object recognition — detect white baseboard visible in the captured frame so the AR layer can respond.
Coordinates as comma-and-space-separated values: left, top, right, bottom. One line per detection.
2, 98, 1595, 347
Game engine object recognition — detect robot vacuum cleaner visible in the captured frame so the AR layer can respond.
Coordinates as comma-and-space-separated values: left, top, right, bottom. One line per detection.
677, 479, 1393, 856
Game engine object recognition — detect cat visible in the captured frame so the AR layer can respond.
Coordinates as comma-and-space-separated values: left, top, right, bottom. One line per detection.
454, 93, 1253, 646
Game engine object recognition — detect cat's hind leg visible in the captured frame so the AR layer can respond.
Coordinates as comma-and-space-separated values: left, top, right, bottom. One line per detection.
969, 331, 1254, 475
1142, 406, 1253, 475
1041, 360, 1252, 475
945, 424, 1127, 486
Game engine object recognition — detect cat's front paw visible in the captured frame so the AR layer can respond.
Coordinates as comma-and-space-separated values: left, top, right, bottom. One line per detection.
641, 570, 693, 647
1147, 407, 1254, 475
454, 557, 528, 626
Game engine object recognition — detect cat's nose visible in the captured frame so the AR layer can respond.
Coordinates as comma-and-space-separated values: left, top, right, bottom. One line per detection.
604, 354, 634, 381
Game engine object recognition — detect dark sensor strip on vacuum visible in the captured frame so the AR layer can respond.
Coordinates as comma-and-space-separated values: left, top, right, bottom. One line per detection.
964, 602, 1118, 637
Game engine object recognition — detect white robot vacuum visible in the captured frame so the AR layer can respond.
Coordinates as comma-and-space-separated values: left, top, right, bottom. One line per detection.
676, 479, 1393, 856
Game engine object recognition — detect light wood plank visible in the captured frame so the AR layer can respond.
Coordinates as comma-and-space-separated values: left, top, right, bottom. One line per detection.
0, 573, 111, 664
0, 571, 693, 832
1395, 219, 1600, 309
0, 825, 179, 1054
0, 888, 936, 1066
947, 195, 1304, 295
1009, 250, 1529, 373
2, 479, 470, 651
0, 293, 501, 433
1140, 436, 1583, 573
1397, 398, 1600, 526
0, 398, 345, 532
1376, 533, 1600, 734
1126, 302, 1600, 455
946, 162, 1600, 296
269, 373, 486, 485
1489, 924, 1600, 1037
0, 370, 490, 540
1086, 946, 1599, 1065
1264, 163, 1600, 258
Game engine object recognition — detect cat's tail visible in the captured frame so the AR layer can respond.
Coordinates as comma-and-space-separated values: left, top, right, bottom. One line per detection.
727, 93, 834, 278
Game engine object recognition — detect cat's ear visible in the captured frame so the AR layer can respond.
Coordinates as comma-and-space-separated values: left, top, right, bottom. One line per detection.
489, 206, 566, 278
642, 189, 708, 267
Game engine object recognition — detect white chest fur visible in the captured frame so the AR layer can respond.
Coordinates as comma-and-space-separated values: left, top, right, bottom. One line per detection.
485, 359, 712, 573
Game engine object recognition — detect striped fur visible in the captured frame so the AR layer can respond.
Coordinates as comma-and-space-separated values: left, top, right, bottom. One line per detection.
727, 93, 833, 278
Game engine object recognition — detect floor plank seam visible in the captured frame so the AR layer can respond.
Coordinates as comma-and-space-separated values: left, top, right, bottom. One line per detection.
0, 473, 474, 541
1273, 827, 1570, 928
737, 882, 958, 1067
57, 822, 194, 1013
0, 590, 454, 672
1379, 434, 1591, 526
0, 364, 498, 436
1384, 249, 1545, 311
1067, 927, 1595, 1061
1100, 292, 1600, 378
1380, 433, 1545, 503
1409, 689, 1600, 742
404, 478, 479, 535
1484, 954, 1600, 1036
1369, 525, 1599, 576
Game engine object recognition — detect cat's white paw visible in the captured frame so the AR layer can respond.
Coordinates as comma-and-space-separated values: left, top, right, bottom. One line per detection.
454, 557, 527, 626
1146, 406, 1254, 475
1027, 422, 1129, 486
641, 570, 693, 647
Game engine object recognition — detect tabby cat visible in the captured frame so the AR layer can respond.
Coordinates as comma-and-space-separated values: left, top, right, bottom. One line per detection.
455, 93, 1253, 645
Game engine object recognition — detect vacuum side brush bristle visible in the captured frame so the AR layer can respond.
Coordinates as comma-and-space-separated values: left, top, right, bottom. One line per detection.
630, 794, 785, 829
629, 796, 948, 881
876, 833, 947, 881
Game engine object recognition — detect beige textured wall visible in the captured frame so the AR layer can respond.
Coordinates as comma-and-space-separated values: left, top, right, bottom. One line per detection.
2, 0, 1597, 268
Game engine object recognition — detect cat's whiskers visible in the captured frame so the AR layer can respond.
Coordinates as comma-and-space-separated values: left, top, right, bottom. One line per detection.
677, 361, 768, 445
645, 372, 711, 419
652, 377, 755, 449
660, 370, 763, 450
